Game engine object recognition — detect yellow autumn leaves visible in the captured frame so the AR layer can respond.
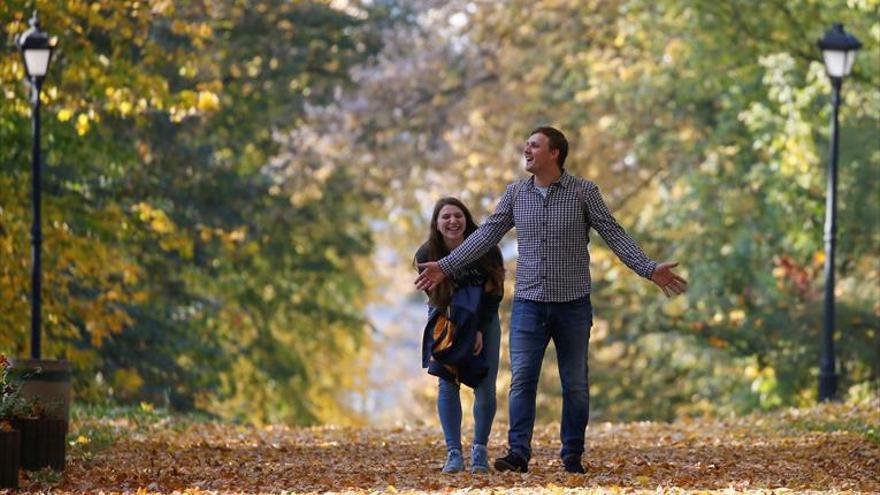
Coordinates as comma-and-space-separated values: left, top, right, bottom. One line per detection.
55, 89, 220, 135
3, 6, 223, 137
131, 202, 252, 260
53, 402, 880, 493
169, 90, 222, 123
132, 202, 193, 258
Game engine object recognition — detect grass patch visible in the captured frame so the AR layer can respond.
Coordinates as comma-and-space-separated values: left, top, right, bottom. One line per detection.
25, 466, 63, 488
776, 401, 880, 445
68, 401, 215, 462
788, 417, 880, 445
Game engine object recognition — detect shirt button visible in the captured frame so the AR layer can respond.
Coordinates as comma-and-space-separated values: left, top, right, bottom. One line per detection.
541, 256, 547, 261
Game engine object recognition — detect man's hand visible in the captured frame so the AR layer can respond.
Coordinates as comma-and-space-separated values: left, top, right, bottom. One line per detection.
651, 260, 688, 297
415, 261, 447, 291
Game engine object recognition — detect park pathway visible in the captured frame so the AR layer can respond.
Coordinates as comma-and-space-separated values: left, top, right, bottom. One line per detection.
20, 404, 880, 493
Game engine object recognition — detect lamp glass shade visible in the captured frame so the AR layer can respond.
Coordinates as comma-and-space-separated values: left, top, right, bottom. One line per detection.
843, 50, 857, 76
817, 23, 861, 78
23, 48, 51, 77
822, 50, 845, 78
822, 49, 858, 78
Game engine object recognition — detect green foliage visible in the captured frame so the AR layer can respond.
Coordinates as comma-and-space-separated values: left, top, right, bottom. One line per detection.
1, 0, 876, 424
1, 0, 380, 424
635, 0, 880, 411
306, 0, 878, 420
0, 355, 31, 419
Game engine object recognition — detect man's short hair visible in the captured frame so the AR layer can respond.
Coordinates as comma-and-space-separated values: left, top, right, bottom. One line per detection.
530, 126, 568, 169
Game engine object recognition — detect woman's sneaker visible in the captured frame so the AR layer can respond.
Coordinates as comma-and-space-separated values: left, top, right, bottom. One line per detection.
442, 448, 464, 473
471, 444, 489, 474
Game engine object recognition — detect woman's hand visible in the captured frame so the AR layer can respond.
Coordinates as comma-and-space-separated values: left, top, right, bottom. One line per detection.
473, 332, 483, 355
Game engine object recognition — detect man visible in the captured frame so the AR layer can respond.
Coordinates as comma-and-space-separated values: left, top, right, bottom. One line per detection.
414, 126, 687, 474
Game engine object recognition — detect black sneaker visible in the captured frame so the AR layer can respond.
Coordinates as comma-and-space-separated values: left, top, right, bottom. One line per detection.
494, 451, 528, 473
562, 454, 586, 474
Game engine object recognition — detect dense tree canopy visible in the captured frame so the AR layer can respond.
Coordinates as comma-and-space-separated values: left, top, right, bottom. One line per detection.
1, 0, 876, 423
1, 0, 380, 424
289, 0, 878, 420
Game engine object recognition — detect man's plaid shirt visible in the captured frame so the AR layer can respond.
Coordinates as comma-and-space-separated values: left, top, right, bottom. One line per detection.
438, 172, 657, 303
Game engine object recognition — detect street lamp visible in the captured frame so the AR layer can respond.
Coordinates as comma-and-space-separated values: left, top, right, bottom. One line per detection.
16, 11, 55, 360
11, 14, 74, 454
816, 24, 861, 402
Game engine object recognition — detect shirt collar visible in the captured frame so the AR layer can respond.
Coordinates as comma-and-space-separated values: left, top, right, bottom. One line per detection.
527, 170, 572, 190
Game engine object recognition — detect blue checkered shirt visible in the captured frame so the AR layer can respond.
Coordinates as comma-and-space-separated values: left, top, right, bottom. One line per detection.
438, 172, 657, 303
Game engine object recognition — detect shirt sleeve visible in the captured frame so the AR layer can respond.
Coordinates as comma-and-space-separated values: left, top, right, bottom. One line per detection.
584, 181, 657, 279
438, 184, 516, 277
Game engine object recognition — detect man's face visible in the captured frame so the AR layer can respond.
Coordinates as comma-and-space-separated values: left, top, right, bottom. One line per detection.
523, 132, 558, 175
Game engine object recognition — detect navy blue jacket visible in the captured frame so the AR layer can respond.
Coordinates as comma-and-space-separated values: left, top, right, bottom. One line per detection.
421, 284, 489, 388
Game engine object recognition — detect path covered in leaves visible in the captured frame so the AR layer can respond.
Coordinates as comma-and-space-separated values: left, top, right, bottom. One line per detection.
19, 404, 880, 493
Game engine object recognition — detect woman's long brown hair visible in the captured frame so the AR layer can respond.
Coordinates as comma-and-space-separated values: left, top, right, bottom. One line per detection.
415, 197, 504, 309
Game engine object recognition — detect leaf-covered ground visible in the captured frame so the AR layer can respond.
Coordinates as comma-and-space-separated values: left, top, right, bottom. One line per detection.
13, 402, 880, 494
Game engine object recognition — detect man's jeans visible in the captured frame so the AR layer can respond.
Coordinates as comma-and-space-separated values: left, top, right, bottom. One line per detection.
437, 311, 501, 452
508, 295, 593, 461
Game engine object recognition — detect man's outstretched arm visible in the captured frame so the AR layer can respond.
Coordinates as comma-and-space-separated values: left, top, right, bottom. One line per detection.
585, 181, 687, 297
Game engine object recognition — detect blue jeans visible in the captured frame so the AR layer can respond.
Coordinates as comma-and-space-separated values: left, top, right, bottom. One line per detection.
437, 311, 501, 451
507, 295, 593, 461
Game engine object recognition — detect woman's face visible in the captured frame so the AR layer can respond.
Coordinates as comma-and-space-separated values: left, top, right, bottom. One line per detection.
436, 204, 466, 245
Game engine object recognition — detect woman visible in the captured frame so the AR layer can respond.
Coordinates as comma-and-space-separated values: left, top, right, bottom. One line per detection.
414, 197, 504, 474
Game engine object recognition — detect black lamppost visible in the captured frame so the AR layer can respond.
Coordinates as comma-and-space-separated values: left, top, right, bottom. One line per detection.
816, 24, 861, 402
16, 12, 55, 360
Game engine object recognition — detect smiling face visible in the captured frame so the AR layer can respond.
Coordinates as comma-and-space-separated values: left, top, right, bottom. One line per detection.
523, 132, 560, 175
436, 204, 466, 247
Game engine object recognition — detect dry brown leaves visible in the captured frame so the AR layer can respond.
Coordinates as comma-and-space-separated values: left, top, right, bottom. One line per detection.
12, 403, 880, 494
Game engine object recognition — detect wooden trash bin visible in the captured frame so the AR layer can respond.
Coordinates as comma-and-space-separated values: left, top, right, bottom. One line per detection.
0, 428, 21, 488
9, 359, 71, 472
14, 418, 67, 471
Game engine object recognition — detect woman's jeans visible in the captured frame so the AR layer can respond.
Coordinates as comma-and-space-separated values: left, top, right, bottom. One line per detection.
507, 295, 593, 461
437, 311, 501, 452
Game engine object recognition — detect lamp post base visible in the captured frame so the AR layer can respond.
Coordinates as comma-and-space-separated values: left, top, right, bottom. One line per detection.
818, 371, 838, 402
